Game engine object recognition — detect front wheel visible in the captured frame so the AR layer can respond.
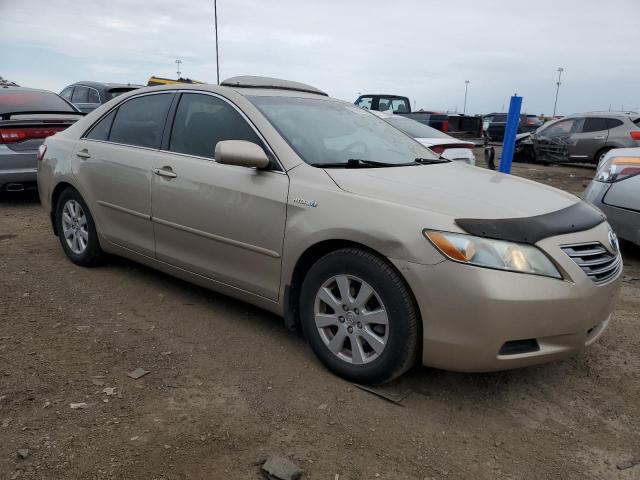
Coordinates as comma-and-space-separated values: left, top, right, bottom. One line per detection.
299, 248, 419, 385
55, 188, 104, 266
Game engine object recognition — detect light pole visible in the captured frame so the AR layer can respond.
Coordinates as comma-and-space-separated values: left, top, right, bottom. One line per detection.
552, 67, 564, 117
175, 59, 182, 78
463, 80, 470, 114
214, 0, 220, 85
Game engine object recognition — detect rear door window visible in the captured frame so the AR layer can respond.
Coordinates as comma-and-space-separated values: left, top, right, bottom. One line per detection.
71, 86, 89, 103
581, 117, 609, 133
109, 93, 173, 149
168, 93, 260, 159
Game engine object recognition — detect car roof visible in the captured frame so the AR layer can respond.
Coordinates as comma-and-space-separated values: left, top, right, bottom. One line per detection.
71, 81, 143, 89
110, 76, 332, 100
568, 111, 638, 118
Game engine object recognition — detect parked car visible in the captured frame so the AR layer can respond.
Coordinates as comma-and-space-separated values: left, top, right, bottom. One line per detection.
38, 76, 621, 384
354, 94, 483, 143
1, 86, 82, 192
483, 113, 544, 142
532, 112, 640, 164
60, 81, 142, 113
371, 110, 476, 165
584, 148, 640, 246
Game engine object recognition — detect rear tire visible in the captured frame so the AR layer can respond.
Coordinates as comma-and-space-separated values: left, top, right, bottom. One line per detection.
299, 248, 419, 385
55, 188, 104, 266
594, 147, 612, 165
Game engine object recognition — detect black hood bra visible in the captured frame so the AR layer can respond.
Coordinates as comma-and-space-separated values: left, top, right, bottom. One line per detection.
455, 201, 606, 245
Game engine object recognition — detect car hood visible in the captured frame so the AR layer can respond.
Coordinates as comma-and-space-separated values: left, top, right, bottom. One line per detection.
325, 162, 579, 219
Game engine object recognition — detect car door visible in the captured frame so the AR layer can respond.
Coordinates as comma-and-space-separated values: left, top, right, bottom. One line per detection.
535, 117, 580, 162
151, 92, 288, 300
73, 91, 174, 257
570, 117, 608, 161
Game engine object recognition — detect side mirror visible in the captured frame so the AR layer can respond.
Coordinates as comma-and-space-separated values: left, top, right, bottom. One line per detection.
214, 140, 270, 169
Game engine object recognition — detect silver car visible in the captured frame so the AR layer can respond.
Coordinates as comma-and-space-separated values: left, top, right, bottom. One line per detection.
37, 77, 622, 384
584, 148, 640, 246
533, 112, 640, 164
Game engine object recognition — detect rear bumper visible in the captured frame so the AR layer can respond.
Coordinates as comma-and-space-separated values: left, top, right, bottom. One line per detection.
0, 168, 37, 189
391, 224, 622, 372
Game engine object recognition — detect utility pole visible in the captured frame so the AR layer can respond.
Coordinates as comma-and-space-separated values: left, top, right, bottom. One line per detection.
463, 80, 470, 114
552, 67, 564, 117
175, 59, 182, 78
214, 0, 220, 85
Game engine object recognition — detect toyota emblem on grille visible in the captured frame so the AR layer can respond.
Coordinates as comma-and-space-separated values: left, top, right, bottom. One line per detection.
608, 230, 619, 253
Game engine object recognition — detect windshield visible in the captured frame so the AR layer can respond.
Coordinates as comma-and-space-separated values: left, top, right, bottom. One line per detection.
385, 116, 451, 139
248, 96, 437, 166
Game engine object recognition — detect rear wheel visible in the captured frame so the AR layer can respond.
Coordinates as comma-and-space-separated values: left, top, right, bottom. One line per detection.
595, 147, 612, 165
55, 188, 104, 266
299, 248, 419, 385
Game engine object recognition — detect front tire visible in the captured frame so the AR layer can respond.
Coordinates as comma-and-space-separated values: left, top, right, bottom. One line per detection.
55, 188, 104, 266
299, 248, 419, 385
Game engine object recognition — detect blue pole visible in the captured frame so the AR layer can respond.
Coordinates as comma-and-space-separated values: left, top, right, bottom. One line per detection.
499, 95, 522, 174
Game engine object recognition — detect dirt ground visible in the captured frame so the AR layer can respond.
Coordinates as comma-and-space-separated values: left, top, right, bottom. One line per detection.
1, 160, 639, 480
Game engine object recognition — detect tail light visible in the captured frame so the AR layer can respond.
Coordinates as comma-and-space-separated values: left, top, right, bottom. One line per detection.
630, 131, 640, 141
0, 127, 65, 143
430, 143, 474, 154
595, 155, 640, 182
441, 120, 449, 133
37, 144, 47, 161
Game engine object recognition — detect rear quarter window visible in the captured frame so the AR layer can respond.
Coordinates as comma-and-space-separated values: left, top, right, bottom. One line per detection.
85, 109, 116, 141
607, 118, 624, 129
108, 93, 173, 149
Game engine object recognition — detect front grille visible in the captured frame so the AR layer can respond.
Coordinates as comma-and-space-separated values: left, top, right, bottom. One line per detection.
561, 242, 621, 284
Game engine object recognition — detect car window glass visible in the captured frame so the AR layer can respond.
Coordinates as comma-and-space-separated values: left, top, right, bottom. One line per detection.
355, 97, 372, 110
391, 98, 409, 113
581, 117, 608, 133
87, 88, 100, 104
378, 98, 392, 111
60, 87, 73, 100
540, 118, 577, 136
607, 118, 623, 129
493, 114, 507, 122
169, 93, 260, 159
109, 93, 172, 149
86, 109, 116, 141
71, 86, 88, 103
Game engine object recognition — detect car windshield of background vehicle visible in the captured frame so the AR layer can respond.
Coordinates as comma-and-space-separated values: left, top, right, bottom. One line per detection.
0, 90, 77, 113
249, 96, 437, 166
386, 116, 451, 139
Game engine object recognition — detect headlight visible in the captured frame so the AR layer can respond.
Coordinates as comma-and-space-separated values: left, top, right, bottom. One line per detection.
424, 230, 562, 279
595, 155, 640, 182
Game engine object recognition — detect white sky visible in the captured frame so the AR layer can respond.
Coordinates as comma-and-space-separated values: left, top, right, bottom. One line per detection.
1, 0, 639, 115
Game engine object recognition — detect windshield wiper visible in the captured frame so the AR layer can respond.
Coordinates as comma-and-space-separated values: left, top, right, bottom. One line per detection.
414, 157, 450, 165
312, 158, 407, 168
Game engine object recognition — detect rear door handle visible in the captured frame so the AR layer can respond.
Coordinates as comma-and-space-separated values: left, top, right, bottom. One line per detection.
76, 149, 91, 159
593, 136, 605, 139
153, 167, 177, 179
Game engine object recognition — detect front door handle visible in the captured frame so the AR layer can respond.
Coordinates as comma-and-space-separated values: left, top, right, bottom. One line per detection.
153, 167, 177, 179
76, 149, 91, 159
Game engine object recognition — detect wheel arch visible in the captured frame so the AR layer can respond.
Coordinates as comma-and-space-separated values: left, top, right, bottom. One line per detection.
283, 239, 423, 339
50, 181, 77, 236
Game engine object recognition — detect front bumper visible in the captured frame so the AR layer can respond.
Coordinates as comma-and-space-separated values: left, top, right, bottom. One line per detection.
392, 222, 622, 372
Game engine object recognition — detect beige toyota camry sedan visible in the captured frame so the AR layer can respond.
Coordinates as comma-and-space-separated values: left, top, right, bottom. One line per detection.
37, 76, 622, 384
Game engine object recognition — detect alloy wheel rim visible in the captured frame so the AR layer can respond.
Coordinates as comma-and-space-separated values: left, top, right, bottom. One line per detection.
61, 200, 89, 255
314, 274, 389, 364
